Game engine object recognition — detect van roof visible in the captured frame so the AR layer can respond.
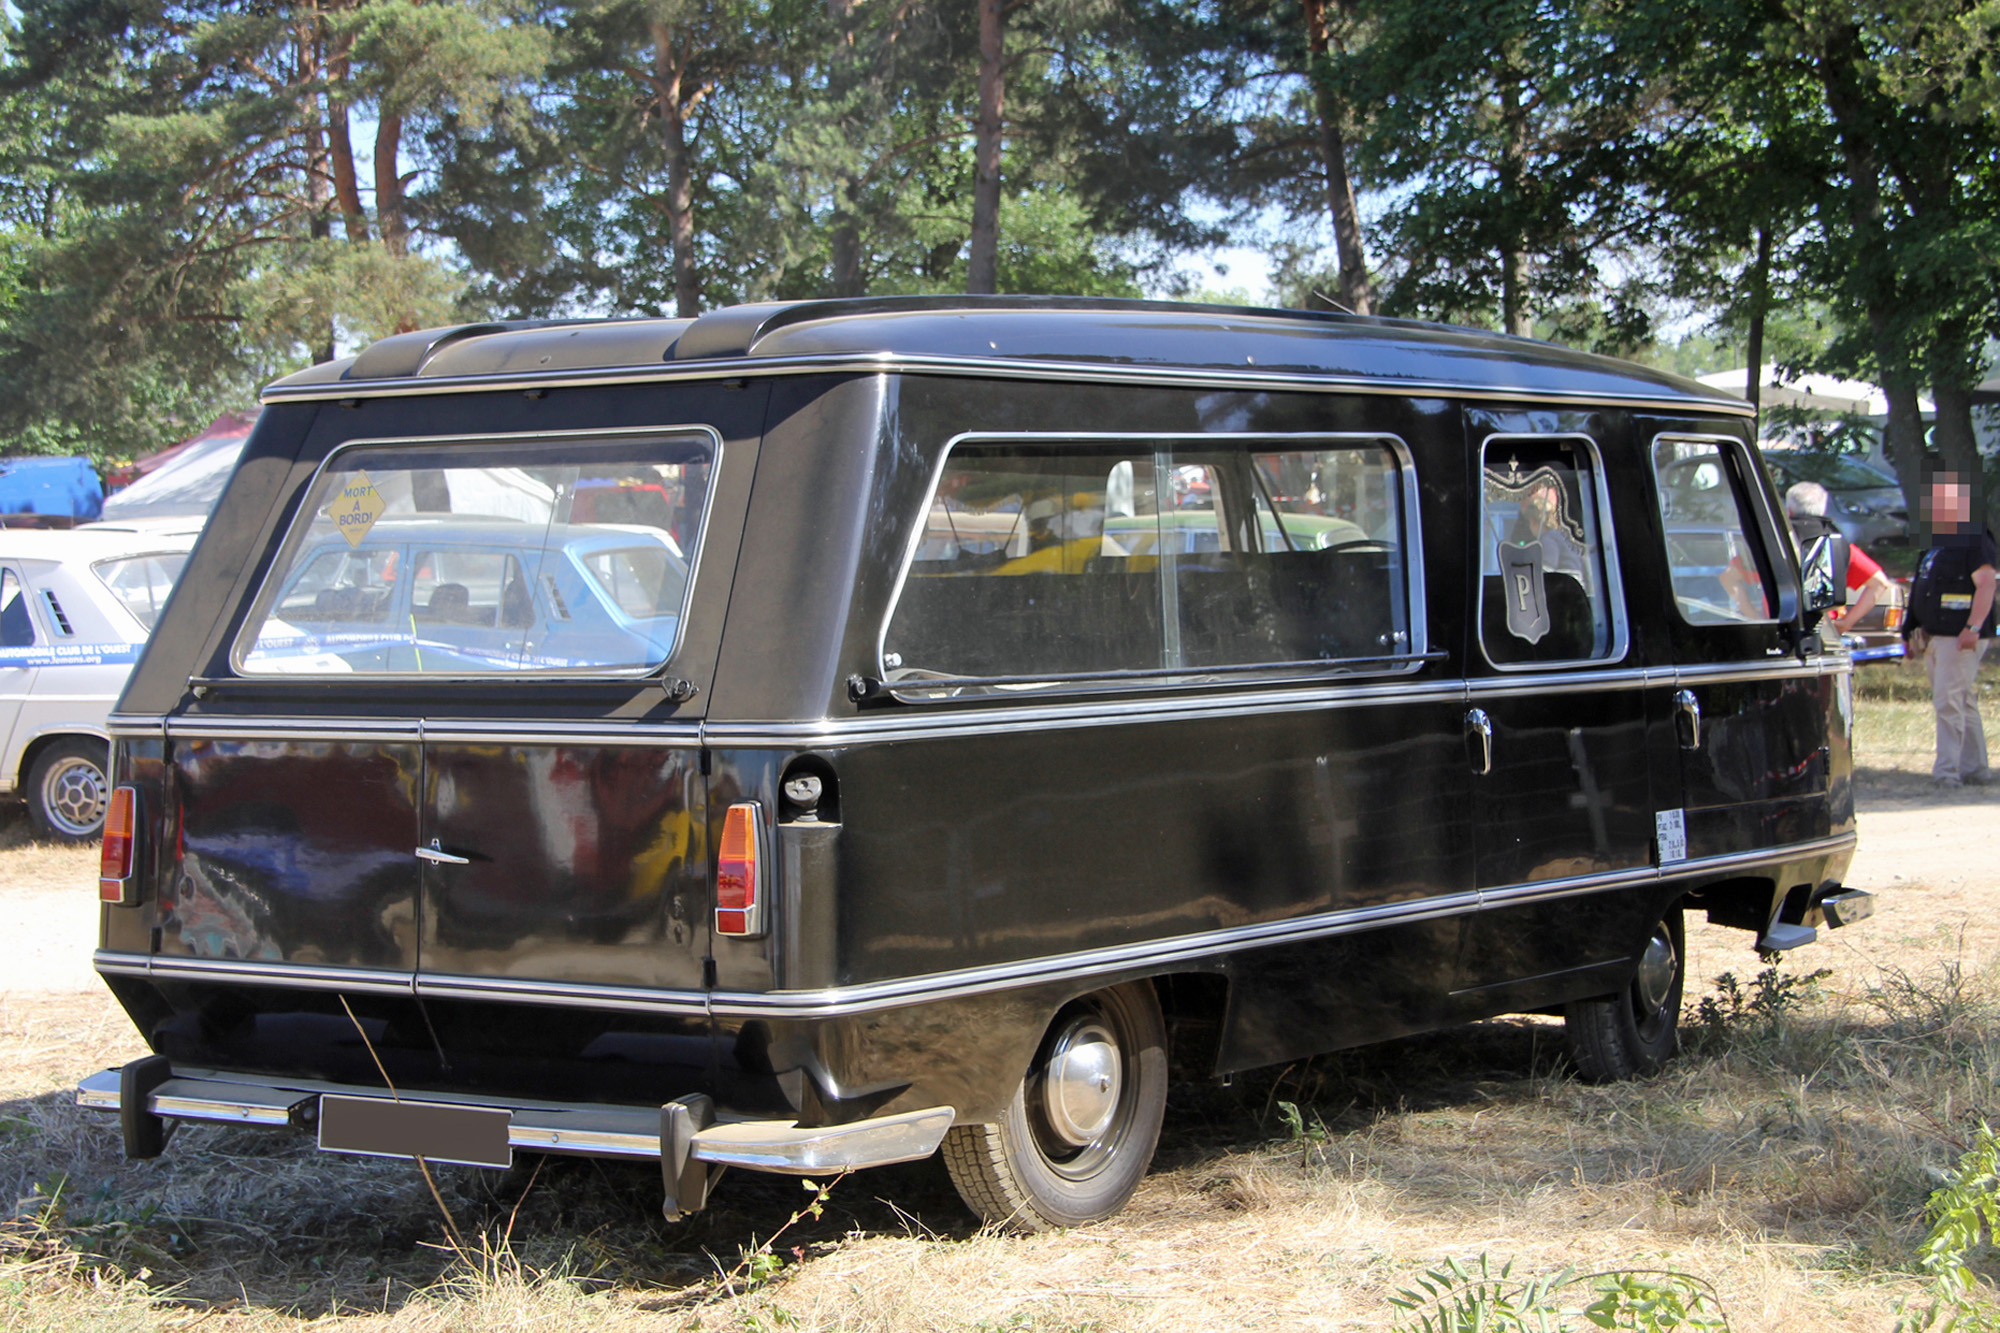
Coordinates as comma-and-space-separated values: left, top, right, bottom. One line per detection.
263, 295, 1748, 416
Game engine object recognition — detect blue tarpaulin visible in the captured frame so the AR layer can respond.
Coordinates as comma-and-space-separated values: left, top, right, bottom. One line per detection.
0, 457, 103, 523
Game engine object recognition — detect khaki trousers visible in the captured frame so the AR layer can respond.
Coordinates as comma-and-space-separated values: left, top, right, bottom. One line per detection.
1926, 636, 1991, 781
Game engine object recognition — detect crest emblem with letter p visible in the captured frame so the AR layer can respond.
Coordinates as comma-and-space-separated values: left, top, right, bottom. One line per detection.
1499, 541, 1550, 643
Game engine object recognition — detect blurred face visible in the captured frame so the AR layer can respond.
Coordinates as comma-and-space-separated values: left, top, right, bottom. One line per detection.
1927, 475, 1972, 531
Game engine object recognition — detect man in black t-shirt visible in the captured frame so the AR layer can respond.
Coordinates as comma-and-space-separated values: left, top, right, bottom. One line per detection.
1903, 469, 1999, 787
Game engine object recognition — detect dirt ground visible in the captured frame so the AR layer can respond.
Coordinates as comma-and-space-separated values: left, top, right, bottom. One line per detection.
0, 682, 1996, 1331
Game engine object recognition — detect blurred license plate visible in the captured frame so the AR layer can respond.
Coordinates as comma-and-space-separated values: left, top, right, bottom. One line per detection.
318, 1095, 512, 1168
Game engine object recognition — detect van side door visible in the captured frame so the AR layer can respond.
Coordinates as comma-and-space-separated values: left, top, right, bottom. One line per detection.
1455, 420, 1663, 1006
1642, 428, 1835, 860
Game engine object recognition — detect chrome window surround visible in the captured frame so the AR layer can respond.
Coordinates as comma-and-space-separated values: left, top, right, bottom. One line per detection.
1648, 431, 1786, 629
874, 430, 1429, 700
226, 424, 723, 682
1475, 432, 1631, 673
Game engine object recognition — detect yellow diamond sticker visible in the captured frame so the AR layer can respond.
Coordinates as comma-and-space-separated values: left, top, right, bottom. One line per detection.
327, 470, 387, 548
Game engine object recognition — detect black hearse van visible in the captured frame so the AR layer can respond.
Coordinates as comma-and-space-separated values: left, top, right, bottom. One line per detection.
81, 297, 1870, 1231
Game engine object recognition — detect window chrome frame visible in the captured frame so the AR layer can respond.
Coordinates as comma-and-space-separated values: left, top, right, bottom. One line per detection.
875, 430, 1429, 700
1647, 430, 1787, 630
1475, 431, 1632, 673
228, 424, 724, 682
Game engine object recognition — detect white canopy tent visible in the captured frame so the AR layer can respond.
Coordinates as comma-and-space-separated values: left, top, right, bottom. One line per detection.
1695, 366, 1935, 416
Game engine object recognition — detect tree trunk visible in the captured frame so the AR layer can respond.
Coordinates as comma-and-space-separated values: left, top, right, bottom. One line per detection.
1498, 75, 1530, 337
299, 7, 336, 363
1929, 347, 1987, 524
1743, 225, 1770, 415
375, 110, 407, 260
828, 0, 865, 297
1818, 26, 1923, 515
1302, 0, 1371, 315
327, 32, 368, 244
653, 23, 702, 318
967, 0, 1005, 294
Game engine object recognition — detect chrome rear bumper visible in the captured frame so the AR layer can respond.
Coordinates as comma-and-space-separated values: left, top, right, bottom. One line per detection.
76, 1066, 952, 1175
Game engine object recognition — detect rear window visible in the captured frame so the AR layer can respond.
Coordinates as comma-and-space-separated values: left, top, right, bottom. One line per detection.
95, 552, 189, 631
880, 436, 1419, 696
234, 435, 712, 676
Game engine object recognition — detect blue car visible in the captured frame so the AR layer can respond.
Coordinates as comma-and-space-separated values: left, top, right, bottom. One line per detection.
238, 517, 690, 675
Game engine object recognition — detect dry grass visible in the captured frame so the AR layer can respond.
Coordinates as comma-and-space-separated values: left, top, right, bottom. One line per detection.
3, 681, 2000, 1331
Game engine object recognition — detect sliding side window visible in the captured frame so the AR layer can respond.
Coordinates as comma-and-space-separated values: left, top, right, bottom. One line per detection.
1650, 436, 1776, 626
880, 438, 1416, 695
235, 435, 712, 676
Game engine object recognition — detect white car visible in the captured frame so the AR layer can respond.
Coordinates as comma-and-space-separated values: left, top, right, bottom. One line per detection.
0, 524, 200, 840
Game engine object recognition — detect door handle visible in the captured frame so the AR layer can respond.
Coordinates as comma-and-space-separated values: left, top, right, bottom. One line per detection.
415, 838, 470, 866
1675, 689, 1702, 750
1465, 707, 1493, 776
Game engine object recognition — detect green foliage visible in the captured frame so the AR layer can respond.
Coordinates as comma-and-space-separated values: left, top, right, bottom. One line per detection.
1897, 1124, 2000, 1332
1388, 1255, 1731, 1332
1688, 966, 1833, 1053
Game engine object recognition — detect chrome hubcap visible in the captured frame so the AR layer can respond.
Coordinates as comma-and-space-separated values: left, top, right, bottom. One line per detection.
1040, 1018, 1122, 1148
1634, 928, 1678, 1014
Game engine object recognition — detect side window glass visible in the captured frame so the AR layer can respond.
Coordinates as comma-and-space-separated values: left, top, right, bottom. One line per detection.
1479, 437, 1620, 666
94, 553, 190, 631
1651, 437, 1775, 625
0, 570, 33, 648
882, 439, 1413, 694
236, 436, 710, 676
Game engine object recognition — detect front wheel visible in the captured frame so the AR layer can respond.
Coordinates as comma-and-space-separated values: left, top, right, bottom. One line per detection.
1565, 904, 1684, 1081
942, 982, 1168, 1232
26, 739, 111, 843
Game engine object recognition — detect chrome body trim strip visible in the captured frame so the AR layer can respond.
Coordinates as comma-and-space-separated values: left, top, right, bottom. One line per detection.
259, 350, 1756, 418
1676, 656, 1850, 685
131, 717, 705, 747
416, 972, 707, 1015
99, 833, 1854, 1019
96, 951, 418, 996
109, 657, 1842, 752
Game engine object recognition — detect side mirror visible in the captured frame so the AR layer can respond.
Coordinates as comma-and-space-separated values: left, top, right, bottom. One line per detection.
1801, 532, 1850, 619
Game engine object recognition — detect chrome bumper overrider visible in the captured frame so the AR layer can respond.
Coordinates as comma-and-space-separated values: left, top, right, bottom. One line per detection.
76, 1067, 953, 1174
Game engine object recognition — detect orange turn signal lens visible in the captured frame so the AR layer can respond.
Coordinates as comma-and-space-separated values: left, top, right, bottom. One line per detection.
99, 786, 137, 904
715, 802, 764, 937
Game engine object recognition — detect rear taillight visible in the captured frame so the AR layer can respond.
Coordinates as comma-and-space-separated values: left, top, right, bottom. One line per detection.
714, 802, 765, 938
99, 786, 138, 905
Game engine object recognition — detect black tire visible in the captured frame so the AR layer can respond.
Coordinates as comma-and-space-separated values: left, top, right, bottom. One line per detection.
942, 982, 1168, 1232
1565, 904, 1685, 1081
25, 738, 111, 843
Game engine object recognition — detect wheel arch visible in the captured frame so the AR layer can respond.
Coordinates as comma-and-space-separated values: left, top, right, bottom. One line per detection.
17, 728, 109, 791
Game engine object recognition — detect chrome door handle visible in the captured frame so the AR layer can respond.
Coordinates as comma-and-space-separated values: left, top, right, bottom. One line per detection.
1465, 707, 1493, 776
415, 839, 470, 866
1675, 689, 1702, 750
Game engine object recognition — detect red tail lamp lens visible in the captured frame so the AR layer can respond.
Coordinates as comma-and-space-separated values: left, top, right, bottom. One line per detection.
99, 786, 137, 903
715, 802, 763, 937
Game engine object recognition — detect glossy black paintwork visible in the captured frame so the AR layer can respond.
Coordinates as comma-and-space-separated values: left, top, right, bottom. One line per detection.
422, 742, 706, 988
164, 740, 420, 969
96, 304, 1854, 1143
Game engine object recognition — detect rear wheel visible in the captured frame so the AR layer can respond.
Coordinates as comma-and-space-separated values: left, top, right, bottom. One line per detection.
1565, 904, 1684, 1081
942, 982, 1168, 1232
26, 739, 110, 843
